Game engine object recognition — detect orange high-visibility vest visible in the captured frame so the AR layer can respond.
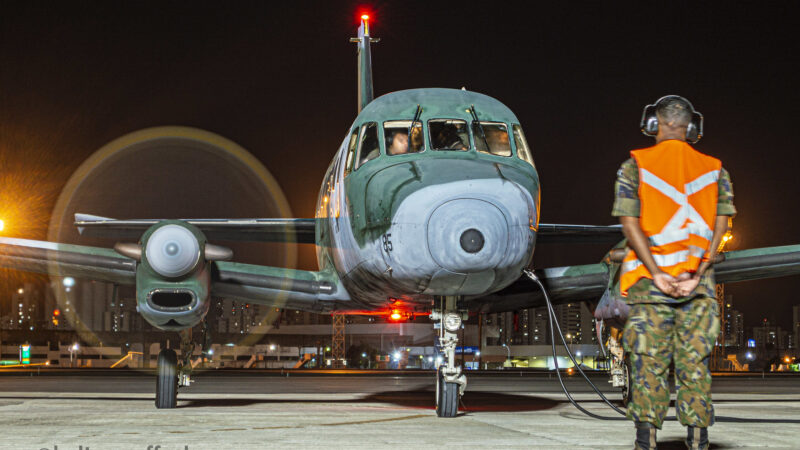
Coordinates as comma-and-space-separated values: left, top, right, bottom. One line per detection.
619, 140, 721, 296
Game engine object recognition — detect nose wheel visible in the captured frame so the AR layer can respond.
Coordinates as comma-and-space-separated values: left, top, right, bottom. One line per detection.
431, 296, 466, 417
436, 367, 460, 417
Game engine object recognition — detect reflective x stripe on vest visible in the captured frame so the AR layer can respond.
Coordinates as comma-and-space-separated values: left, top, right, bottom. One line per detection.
641, 168, 718, 246
619, 141, 721, 296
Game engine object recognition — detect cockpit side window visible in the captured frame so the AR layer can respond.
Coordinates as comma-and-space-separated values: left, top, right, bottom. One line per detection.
429, 119, 469, 151
512, 124, 535, 167
473, 122, 512, 157
384, 120, 424, 156
344, 127, 360, 177
355, 122, 380, 169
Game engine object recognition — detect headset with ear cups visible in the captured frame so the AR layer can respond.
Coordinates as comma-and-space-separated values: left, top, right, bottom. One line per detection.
640, 95, 704, 144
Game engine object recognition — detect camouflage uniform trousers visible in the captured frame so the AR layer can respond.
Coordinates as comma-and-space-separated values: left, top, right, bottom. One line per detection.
622, 296, 720, 429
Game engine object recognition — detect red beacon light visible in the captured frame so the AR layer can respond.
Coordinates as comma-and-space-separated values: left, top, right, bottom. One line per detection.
358, 13, 372, 35
389, 310, 403, 321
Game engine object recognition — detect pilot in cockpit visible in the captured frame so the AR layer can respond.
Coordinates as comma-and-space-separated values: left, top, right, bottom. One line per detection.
432, 122, 467, 150
384, 121, 424, 156
387, 129, 409, 155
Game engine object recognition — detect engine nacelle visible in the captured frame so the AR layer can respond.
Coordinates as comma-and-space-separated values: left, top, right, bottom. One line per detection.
136, 221, 210, 331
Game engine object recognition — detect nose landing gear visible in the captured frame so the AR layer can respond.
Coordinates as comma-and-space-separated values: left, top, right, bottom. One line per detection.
431, 295, 467, 417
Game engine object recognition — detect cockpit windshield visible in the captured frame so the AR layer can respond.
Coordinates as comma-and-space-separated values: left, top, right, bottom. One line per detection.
384, 120, 424, 156
429, 119, 469, 151
356, 122, 380, 168
512, 124, 535, 167
473, 122, 512, 157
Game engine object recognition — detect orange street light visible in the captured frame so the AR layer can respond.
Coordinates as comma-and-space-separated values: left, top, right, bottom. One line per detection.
717, 232, 733, 253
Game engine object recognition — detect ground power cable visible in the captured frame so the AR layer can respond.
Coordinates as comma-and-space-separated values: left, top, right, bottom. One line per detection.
525, 269, 626, 420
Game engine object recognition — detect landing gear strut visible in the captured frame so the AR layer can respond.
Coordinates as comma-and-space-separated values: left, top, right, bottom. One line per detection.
431, 295, 466, 417
155, 328, 196, 409
607, 334, 632, 406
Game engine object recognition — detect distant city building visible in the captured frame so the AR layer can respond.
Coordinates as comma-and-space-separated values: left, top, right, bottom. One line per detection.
485, 303, 596, 346
753, 319, 788, 351
724, 297, 744, 348
9, 283, 40, 331
793, 305, 799, 351
216, 298, 278, 334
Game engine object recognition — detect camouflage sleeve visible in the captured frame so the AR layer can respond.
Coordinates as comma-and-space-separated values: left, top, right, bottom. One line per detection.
612, 158, 640, 217
717, 167, 736, 216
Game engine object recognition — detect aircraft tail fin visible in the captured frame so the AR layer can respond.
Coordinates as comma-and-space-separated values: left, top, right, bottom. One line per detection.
350, 15, 379, 113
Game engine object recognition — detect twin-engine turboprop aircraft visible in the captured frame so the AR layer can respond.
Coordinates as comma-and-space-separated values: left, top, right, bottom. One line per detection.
2, 16, 800, 416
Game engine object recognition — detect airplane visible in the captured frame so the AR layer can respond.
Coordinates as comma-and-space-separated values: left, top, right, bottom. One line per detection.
2, 15, 800, 417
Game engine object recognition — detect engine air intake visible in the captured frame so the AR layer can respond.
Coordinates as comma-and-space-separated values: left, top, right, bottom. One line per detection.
150, 291, 195, 309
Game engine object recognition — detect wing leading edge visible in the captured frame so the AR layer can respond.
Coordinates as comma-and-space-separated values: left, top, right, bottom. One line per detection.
0, 237, 347, 313
76, 214, 620, 245
74, 214, 316, 243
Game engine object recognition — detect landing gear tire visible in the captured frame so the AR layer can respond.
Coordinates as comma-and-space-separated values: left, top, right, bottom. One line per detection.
621, 353, 632, 407
155, 349, 178, 409
436, 368, 459, 418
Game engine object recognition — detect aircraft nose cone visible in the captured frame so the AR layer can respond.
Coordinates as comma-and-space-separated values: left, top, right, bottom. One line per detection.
427, 199, 508, 273
460, 228, 484, 253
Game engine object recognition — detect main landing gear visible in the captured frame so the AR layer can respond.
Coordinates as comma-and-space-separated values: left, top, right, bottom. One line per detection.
431, 295, 467, 417
607, 333, 632, 406
155, 327, 200, 409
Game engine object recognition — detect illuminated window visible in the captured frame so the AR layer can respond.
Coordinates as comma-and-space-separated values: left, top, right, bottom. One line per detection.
356, 122, 380, 168
384, 120, 424, 155
512, 124, 535, 167
429, 119, 469, 151
473, 122, 511, 156
344, 127, 360, 176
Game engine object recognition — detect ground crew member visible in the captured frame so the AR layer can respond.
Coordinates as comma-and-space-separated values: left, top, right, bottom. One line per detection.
612, 95, 736, 449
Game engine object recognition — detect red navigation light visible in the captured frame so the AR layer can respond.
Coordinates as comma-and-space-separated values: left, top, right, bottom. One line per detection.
361, 14, 369, 21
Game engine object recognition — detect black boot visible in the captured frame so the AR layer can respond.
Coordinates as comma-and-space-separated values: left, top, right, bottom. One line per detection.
634, 422, 657, 449
685, 426, 709, 450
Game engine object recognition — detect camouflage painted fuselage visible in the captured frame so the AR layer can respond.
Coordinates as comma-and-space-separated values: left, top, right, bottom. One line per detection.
314, 88, 540, 311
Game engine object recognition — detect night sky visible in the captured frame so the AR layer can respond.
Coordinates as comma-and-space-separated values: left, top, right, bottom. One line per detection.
1, 2, 799, 329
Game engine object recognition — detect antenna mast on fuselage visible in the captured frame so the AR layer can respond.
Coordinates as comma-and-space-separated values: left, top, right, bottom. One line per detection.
350, 15, 379, 113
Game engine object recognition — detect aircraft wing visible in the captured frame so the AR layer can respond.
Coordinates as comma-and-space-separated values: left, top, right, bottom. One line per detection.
0, 237, 136, 285
0, 236, 346, 313
74, 213, 316, 244
535, 223, 623, 244
463, 244, 800, 313
211, 261, 347, 312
